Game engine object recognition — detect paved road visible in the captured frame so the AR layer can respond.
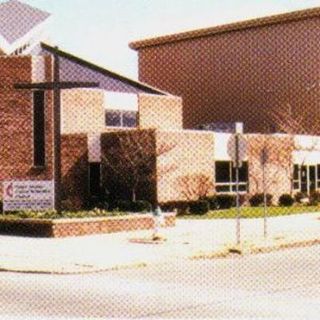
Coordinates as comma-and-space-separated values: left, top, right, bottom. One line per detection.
0, 245, 319, 319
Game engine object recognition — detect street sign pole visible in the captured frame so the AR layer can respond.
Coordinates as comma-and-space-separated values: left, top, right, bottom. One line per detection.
262, 146, 268, 239
235, 132, 241, 245
235, 122, 243, 245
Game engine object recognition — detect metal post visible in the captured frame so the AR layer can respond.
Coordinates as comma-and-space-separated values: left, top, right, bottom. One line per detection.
235, 132, 240, 245
53, 48, 61, 213
263, 156, 267, 238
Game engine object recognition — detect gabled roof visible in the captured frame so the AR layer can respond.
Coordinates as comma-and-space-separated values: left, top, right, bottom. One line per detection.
41, 43, 167, 95
130, 6, 320, 50
0, 0, 50, 44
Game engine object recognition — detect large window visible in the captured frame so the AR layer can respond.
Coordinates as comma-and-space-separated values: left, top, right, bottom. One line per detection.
293, 164, 320, 193
33, 90, 45, 167
105, 110, 137, 128
215, 161, 248, 193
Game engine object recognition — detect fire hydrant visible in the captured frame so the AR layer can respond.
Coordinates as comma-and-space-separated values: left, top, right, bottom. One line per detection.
152, 206, 165, 241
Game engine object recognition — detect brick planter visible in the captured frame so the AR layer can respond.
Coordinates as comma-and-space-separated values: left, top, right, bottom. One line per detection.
0, 213, 176, 238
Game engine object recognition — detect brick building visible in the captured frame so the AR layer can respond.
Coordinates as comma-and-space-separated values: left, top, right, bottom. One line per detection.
130, 7, 320, 135
1, 1, 320, 211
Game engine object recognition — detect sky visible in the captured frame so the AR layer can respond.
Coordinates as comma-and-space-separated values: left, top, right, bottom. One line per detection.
13, 0, 320, 79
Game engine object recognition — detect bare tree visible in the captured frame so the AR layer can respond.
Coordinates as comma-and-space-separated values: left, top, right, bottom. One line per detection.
177, 173, 214, 201
271, 103, 320, 136
265, 104, 320, 195
102, 130, 177, 203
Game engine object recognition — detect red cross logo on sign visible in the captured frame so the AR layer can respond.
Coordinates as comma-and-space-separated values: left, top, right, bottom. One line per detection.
5, 183, 13, 198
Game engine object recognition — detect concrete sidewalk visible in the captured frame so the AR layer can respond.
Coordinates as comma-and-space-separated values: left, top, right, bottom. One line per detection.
0, 212, 320, 274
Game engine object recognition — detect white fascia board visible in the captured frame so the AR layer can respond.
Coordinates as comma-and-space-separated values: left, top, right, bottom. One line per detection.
292, 150, 320, 165
1, 17, 51, 55
104, 91, 138, 111
294, 134, 320, 151
0, 33, 10, 54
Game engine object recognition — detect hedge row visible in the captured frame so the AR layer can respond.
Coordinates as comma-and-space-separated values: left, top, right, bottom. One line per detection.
161, 195, 239, 215
88, 198, 152, 213
249, 191, 320, 207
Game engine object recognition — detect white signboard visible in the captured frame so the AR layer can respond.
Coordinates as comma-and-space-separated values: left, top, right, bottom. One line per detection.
3, 181, 54, 212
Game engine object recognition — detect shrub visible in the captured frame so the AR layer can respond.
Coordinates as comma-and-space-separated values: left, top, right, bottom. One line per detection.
160, 201, 190, 215
278, 194, 294, 207
132, 200, 152, 212
205, 196, 219, 210
111, 200, 132, 212
249, 193, 273, 207
88, 196, 109, 210
0, 200, 3, 214
309, 191, 320, 206
189, 200, 209, 215
294, 192, 308, 204
215, 195, 236, 209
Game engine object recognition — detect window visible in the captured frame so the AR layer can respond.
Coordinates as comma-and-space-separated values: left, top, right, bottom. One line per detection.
215, 161, 248, 193
105, 110, 137, 128
317, 165, 320, 189
294, 164, 320, 192
89, 163, 101, 196
33, 91, 45, 167
293, 164, 300, 190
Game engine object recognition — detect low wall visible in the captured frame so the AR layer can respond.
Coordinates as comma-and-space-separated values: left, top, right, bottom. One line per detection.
0, 213, 176, 238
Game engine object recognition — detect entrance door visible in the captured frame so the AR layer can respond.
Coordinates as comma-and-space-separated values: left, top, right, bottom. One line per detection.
300, 165, 308, 193
300, 165, 316, 194
309, 165, 316, 193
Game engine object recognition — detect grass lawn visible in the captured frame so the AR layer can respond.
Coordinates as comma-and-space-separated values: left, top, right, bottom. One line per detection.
178, 206, 320, 219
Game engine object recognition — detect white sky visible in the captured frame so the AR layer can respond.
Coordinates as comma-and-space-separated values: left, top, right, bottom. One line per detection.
15, 0, 320, 79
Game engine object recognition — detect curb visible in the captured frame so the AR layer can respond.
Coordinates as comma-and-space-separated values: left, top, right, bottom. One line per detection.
0, 261, 147, 275
190, 237, 320, 260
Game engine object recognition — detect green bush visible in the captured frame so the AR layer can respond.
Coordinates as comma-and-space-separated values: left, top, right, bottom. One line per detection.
279, 194, 294, 207
160, 201, 190, 215
111, 200, 132, 212
205, 196, 219, 210
249, 193, 273, 207
216, 195, 236, 209
88, 197, 109, 211
309, 191, 320, 206
132, 200, 152, 212
294, 192, 308, 204
189, 200, 209, 215
111, 200, 152, 212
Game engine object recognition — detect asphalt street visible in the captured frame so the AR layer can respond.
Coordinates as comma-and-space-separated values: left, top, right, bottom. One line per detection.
0, 245, 319, 319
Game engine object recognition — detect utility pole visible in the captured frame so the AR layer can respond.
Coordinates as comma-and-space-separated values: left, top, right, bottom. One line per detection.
262, 146, 268, 238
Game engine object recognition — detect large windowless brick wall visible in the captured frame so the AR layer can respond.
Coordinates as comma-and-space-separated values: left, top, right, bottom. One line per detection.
0, 55, 54, 198
131, 8, 320, 134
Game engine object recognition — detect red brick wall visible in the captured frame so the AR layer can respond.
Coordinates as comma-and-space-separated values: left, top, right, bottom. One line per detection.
0, 55, 54, 198
0, 214, 176, 238
61, 134, 89, 210
137, 17, 320, 134
138, 94, 183, 130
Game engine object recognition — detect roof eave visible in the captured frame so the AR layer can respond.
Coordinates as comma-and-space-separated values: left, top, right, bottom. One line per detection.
40, 42, 168, 95
130, 6, 320, 50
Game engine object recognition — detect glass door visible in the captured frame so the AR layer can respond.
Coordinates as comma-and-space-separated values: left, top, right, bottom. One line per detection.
309, 165, 316, 193
300, 165, 308, 193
